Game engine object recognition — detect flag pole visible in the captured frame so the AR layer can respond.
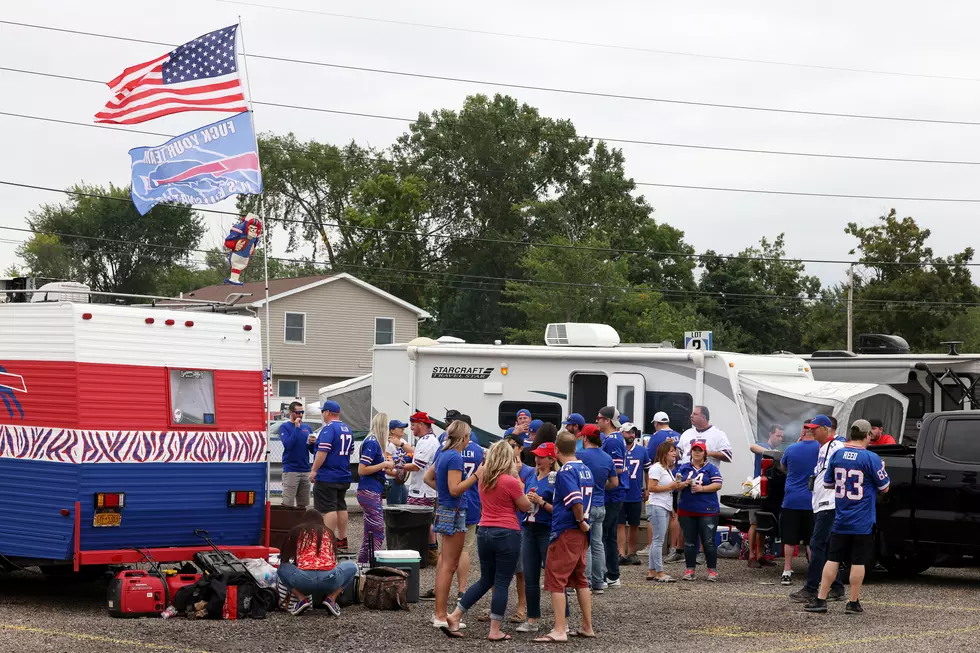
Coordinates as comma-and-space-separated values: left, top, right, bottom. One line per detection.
237, 16, 272, 508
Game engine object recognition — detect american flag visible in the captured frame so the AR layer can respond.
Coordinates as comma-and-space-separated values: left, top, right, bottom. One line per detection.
95, 25, 247, 125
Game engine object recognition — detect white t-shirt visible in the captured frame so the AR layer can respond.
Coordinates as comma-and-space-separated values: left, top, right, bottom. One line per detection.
678, 425, 733, 464
407, 432, 439, 499
811, 438, 845, 513
647, 463, 674, 510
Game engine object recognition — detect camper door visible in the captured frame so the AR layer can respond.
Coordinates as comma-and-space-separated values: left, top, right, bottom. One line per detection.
608, 373, 645, 432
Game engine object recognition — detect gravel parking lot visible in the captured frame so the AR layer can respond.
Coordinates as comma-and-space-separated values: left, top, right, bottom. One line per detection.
1, 515, 978, 653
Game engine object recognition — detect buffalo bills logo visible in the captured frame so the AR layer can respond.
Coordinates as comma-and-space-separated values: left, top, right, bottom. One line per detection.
0, 365, 25, 419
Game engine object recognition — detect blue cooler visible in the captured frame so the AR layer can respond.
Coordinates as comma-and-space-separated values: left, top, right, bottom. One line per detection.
715, 526, 743, 549
374, 550, 421, 603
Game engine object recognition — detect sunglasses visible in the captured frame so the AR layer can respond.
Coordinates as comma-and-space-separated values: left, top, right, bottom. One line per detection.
293, 410, 305, 415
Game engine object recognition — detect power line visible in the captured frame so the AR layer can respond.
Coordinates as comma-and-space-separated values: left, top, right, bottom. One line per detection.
3, 20, 980, 127
3, 179, 980, 269
213, 0, 980, 85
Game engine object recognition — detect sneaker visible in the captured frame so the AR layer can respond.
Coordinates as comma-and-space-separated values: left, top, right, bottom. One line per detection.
759, 556, 776, 567
619, 555, 629, 565
605, 577, 622, 588
289, 598, 311, 616
664, 550, 685, 564
747, 558, 762, 569
706, 570, 720, 582
626, 553, 642, 565
790, 589, 816, 603
322, 597, 341, 616
828, 587, 846, 602
420, 588, 436, 601
803, 598, 828, 613
591, 587, 604, 595
696, 552, 706, 565
781, 571, 793, 586
336, 538, 349, 551
516, 622, 539, 633
683, 569, 696, 581
845, 600, 864, 614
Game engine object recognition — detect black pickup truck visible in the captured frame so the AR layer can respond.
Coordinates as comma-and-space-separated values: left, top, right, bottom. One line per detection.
722, 411, 980, 575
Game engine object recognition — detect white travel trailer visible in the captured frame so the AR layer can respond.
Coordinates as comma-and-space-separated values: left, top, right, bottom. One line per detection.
372, 324, 908, 498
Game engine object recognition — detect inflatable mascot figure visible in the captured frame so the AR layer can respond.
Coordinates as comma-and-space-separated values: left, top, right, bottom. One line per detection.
224, 213, 263, 286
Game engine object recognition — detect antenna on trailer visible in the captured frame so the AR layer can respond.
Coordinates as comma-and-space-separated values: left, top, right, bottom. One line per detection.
941, 341, 963, 356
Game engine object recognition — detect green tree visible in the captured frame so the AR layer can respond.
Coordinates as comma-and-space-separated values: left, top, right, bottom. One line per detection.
16, 183, 204, 295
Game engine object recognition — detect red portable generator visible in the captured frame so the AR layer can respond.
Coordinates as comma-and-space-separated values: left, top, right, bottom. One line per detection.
107, 570, 167, 617
164, 571, 202, 601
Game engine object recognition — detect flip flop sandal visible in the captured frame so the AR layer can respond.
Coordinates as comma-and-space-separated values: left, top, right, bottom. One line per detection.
533, 635, 567, 644
440, 626, 465, 640
488, 634, 513, 642
510, 612, 527, 623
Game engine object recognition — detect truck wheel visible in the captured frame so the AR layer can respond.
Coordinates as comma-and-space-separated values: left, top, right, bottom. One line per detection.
877, 552, 935, 577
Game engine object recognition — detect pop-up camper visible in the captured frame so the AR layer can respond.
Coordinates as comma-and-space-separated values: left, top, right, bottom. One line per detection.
372, 324, 907, 497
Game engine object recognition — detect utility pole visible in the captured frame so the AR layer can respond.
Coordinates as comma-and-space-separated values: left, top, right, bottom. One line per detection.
847, 264, 854, 353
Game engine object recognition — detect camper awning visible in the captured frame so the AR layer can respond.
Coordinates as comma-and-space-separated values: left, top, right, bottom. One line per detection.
738, 373, 909, 443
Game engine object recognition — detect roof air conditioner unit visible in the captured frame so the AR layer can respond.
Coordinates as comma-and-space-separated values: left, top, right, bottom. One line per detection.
544, 323, 620, 347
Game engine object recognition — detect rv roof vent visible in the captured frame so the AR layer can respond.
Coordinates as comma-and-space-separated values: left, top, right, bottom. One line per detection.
436, 335, 466, 344
29, 281, 90, 303
856, 333, 910, 355
810, 350, 859, 358
544, 323, 620, 347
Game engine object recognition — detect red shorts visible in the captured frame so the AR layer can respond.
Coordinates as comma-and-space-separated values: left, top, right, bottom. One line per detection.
544, 529, 589, 592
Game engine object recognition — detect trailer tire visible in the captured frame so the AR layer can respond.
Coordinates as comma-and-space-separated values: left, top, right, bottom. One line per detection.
877, 552, 935, 577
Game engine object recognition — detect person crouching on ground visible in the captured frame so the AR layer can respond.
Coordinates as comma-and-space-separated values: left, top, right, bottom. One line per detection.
277, 509, 358, 616
427, 420, 481, 628
443, 440, 531, 641
676, 440, 724, 582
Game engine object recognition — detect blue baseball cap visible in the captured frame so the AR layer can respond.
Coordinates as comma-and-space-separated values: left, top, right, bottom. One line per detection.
562, 413, 586, 427
503, 427, 515, 436
619, 414, 631, 424
517, 408, 532, 419
529, 419, 543, 432
805, 414, 833, 429
320, 400, 341, 413
389, 419, 408, 430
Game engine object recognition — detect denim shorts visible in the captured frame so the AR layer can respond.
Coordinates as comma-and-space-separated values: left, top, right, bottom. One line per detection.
433, 505, 467, 536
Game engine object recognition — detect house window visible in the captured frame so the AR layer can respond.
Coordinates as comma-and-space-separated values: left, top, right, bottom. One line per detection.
169, 369, 215, 426
284, 312, 305, 344
278, 379, 299, 397
375, 317, 395, 345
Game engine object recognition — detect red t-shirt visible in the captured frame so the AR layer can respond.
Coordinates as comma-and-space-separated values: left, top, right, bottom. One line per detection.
870, 433, 897, 446
295, 532, 337, 571
478, 474, 524, 531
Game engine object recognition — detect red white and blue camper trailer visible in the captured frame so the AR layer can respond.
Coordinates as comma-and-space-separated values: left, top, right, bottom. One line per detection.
0, 300, 275, 572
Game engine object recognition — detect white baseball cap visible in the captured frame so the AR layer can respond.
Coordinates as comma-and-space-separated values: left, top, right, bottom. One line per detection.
653, 411, 670, 424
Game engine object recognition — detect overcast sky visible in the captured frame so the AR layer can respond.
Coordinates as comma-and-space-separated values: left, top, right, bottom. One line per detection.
2, 0, 980, 288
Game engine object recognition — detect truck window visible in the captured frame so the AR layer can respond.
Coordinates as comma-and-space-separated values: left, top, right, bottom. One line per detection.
497, 401, 563, 429
644, 391, 694, 434
938, 419, 980, 464
169, 369, 216, 426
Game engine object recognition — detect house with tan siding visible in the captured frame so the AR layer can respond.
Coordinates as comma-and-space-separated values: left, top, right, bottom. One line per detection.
180, 273, 430, 402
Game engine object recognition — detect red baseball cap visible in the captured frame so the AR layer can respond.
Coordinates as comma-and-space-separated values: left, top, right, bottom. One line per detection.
409, 411, 434, 425
690, 439, 707, 451
532, 442, 556, 458
580, 424, 600, 438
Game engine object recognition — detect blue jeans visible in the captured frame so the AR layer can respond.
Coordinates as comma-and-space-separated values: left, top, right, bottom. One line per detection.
459, 527, 522, 621
386, 480, 407, 506
647, 505, 671, 572
603, 501, 623, 581
277, 560, 358, 595
806, 510, 845, 593
680, 514, 718, 569
584, 504, 606, 589
523, 524, 550, 620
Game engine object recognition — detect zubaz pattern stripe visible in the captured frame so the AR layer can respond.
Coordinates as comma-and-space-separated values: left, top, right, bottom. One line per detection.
0, 425, 265, 464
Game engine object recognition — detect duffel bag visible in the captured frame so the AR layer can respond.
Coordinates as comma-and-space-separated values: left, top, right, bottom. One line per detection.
361, 567, 408, 611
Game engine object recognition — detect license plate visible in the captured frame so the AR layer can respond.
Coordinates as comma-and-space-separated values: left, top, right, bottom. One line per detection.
93, 511, 121, 527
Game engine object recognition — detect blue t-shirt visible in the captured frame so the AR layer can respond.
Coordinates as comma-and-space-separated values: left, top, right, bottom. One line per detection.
823, 447, 890, 535
438, 430, 480, 448
646, 428, 681, 466
602, 432, 629, 504
781, 439, 821, 510
624, 442, 651, 503
314, 420, 354, 484
676, 462, 723, 515
517, 464, 536, 525
577, 447, 614, 508
357, 435, 386, 494
461, 442, 484, 525
279, 421, 314, 473
551, 460, 594, 540
435, 449, 466, 510
524, 470, 556, 528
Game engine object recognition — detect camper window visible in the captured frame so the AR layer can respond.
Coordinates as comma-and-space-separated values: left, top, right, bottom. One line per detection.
644, 392, 694, 434
169, 369, 216, 426
905, 392, 927, 419
497, 401, 563, 429
938, 419, 980, 464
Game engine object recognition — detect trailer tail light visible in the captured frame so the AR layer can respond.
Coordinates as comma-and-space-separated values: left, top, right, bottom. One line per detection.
95, 492, 126, 509
82, 313, 93, 320
228, 491, 256, 507
760, 458, 773, 498
243, 324, 252, 331
185, 321, 194, 327
145, 317, 155, 324
165, 319, 175, 326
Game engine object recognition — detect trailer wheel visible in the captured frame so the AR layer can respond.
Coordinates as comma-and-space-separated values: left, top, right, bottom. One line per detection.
877, 552, 935, 577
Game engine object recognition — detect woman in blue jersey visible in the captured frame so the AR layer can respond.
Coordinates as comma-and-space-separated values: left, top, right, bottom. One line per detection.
675, 439, 723, 582
356, 413, 396, 564
516, 440, 560, 633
